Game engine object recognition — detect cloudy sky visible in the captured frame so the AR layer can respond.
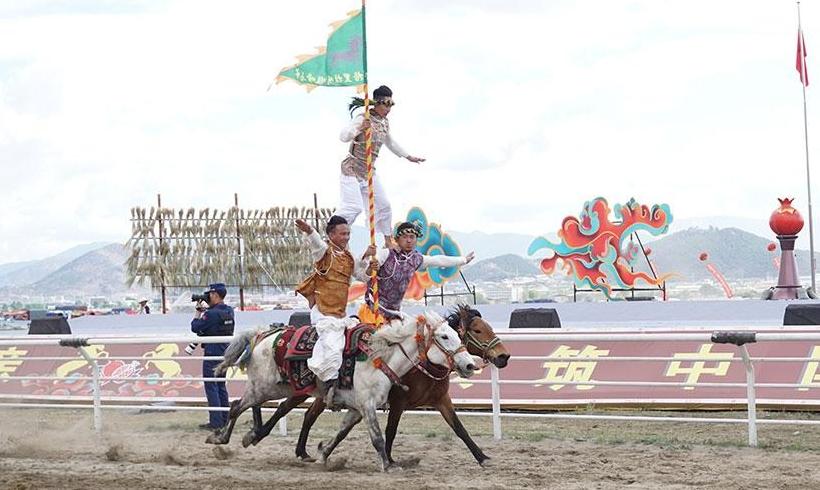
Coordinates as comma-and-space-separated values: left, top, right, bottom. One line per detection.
0, 0, 817, 263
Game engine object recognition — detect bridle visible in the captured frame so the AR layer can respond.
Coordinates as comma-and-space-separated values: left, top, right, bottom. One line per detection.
399, 315, 467, 381
456, 315, 502, 365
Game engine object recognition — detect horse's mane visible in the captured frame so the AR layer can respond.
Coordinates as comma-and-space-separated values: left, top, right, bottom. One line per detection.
370, 310, 445, 355
446, 303, 482, 330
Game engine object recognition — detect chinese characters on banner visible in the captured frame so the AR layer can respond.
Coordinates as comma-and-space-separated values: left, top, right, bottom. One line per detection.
3, 336, 820, 406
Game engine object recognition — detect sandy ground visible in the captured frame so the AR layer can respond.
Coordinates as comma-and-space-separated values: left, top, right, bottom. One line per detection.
2, 407, 820, 489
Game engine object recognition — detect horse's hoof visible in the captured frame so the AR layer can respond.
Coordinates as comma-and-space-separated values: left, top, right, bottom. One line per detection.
298, 455, 316, 463
241, 431, 258, 448
478, 456, 492, 468
384, 462, 403, 473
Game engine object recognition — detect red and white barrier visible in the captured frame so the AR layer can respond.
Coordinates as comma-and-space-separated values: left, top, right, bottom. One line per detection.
4, 328, 820, 446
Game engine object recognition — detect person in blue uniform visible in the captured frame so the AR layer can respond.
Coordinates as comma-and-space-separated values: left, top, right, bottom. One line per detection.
190, 282, 235, 429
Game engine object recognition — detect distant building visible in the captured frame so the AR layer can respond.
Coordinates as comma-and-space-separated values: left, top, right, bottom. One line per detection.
480, 283, 512, 303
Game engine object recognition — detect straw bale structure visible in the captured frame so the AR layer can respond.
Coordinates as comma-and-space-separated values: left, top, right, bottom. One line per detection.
125, 205, 333, 291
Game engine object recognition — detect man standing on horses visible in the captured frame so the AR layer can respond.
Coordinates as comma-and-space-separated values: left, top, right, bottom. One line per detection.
295, 216, 376, 404
359, 221, 476, 324
190, 283, 235, 430
334, 85, 425, 249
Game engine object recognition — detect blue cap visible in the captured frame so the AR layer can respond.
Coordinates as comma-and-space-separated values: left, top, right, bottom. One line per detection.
206, 283, 227, 296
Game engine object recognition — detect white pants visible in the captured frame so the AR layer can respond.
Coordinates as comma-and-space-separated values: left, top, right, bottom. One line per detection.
307, 306, 357, 382
336, 174, 393, 237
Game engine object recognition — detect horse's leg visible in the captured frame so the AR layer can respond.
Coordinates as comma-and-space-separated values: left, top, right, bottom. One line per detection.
241, 405, 262, 443
252, 405, 263, 430
295, 397, 326, 461
206, 391, 259, 445
384, 397, 407, 464
242, 394, 309, 448
317, 408, 362, 466
436, 395, 490, 465
362, 401, 393, 472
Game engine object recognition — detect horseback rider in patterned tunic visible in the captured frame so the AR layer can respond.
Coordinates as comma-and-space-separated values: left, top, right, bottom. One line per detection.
360, 222, 475, 323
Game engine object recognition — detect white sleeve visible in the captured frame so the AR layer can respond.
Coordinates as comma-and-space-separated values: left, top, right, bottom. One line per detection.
352, 255, 370, 282
375, 248, 390, 266
352, 248, 388, 282
305, 230, 328, 262
340, 114, 364, 143
384, 131, 409, 159
421, 254, 467, 269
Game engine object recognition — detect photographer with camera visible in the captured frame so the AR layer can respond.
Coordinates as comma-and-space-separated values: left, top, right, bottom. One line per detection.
190, 282, 234, 430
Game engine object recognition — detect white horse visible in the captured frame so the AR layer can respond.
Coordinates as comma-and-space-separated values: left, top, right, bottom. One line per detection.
210, 310, 476, 472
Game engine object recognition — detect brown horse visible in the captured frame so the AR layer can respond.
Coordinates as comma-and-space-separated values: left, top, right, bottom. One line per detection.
279, 304, 509, 466
384, 305, 509, 466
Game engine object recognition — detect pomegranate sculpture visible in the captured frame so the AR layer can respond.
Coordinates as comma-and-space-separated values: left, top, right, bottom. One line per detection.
767, 198, 806, 300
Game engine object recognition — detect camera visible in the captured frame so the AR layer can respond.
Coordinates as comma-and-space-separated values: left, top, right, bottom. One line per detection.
191, 293, 209, 303
184, 343, 198, 355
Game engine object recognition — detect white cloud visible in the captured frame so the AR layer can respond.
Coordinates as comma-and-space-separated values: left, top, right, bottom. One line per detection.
0, 0, 818, 262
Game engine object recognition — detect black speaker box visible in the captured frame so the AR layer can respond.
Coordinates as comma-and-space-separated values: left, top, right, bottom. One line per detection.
28, 316, 72, 335
783, 304, 820, 325
288, 311, 312, 327
509, 308, 561, 329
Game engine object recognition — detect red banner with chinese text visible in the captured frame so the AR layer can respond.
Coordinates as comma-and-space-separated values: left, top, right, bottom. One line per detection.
2, 331, 820, 408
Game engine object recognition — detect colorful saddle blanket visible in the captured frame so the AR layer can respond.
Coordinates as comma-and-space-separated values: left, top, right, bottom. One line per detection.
273, 323, 376, 396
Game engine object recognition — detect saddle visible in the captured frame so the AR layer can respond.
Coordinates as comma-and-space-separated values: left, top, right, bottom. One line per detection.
273, 323, 376, 396
237, 326, 285, 371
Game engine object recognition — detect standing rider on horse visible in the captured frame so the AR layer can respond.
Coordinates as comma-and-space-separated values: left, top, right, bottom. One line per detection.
334, 85, 425, 249
295, 215, 376, 406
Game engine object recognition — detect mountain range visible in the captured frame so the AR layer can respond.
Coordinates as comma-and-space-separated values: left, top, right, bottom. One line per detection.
0, 242, 111, 288
461, 227, 816, 283
0, 243, 143, 298
0, 220, 816, 298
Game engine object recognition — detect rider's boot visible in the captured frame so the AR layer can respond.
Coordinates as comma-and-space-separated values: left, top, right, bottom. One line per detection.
319, 378, 341, 412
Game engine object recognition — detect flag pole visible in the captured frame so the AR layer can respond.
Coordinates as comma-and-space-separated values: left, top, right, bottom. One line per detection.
361, 0, 381, 323
798, 1, 816, 293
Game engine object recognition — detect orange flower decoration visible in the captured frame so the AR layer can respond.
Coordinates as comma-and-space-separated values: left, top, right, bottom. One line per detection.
414, 333, 425, 343
372, 358, 383, 369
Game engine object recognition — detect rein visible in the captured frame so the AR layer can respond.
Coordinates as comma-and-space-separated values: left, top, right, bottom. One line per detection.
399, 317, 466, 381
357, 339, 409, 391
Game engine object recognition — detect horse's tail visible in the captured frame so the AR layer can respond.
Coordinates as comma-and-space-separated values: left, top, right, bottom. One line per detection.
215, 330, 257, 376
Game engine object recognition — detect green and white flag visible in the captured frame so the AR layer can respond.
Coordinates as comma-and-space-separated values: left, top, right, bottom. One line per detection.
274, 9, 366, 91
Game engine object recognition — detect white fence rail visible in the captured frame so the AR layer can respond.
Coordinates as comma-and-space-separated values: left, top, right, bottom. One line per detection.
2, 331, 820, 447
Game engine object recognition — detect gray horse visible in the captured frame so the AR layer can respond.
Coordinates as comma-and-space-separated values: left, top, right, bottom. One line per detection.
209, 311, 476, 471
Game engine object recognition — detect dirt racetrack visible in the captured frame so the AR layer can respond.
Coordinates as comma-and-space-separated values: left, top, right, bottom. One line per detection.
2, 407, 820, 489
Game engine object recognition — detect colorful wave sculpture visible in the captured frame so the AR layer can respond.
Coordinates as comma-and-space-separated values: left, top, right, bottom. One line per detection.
527, 197, 673, 299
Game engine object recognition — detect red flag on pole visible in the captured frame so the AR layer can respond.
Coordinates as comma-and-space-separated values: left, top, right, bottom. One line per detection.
797, 27, 809, 86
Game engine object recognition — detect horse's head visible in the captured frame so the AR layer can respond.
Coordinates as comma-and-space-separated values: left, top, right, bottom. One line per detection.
420, 311, 477, 379
447, 304, 510, 369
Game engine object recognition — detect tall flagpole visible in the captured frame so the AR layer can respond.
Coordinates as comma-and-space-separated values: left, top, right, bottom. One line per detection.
798, 1, 816, 293
361, 0, 381, 323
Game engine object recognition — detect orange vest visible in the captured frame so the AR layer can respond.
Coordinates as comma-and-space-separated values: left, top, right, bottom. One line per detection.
296, 244, 354, 318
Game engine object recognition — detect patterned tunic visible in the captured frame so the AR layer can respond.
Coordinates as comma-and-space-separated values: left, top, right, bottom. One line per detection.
296, 243, 354, 318
372, 249, 424, 314
340, 113, 391, 181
